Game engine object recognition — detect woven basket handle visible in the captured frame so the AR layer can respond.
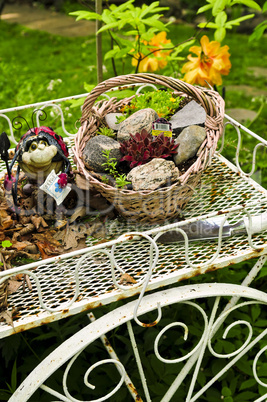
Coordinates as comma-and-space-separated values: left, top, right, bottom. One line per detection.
81, 73, 218, 124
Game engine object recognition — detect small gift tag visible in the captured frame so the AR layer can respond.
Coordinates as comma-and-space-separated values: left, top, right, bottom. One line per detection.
152, 118, 172, 138
40, 170, 71, 205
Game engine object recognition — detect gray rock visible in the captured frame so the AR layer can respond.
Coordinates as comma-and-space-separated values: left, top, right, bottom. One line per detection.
117, 108, 158, 142
105, 112, 123, 131
174, 125, 207, 166
169, 100, 206, 134
83, 135, 122, 173
127, 158, 179, 191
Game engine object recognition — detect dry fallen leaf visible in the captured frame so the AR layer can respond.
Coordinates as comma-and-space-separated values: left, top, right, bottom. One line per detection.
54, 219, 67, 230
75, 173, 90, 190
54, 221, 105, 251
20, 223, 35, 236
7, 278, 23, 295
86, 222, 106, 239
32, 231, 61, 247
62, 225, 85, 250
12, 241, 31, 251
1, 216, 14, 230
69, 206, 87, 223
36, 240, 63, 259
0, 208, 9, 221
30, 215, 48, 230
0, 310, 14, 327
119, 273, 137, 285
2, 249, 40, 264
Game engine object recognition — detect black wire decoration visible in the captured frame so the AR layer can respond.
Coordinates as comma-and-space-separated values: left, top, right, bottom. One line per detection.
12, 109, 48, 133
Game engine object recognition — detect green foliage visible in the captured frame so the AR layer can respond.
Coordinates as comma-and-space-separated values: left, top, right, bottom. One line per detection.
115, 174, 131, 188
0, 241, 12, 266
249, 0, 267, 41
1, 240, 12, 248
102, 149, 119, 177
197, 0, 262, 41
101, 149, 131, 188
119, 89, 181, 122
0, 360, 17, 400
97, 126, 116, 138
70, 0, 171, 75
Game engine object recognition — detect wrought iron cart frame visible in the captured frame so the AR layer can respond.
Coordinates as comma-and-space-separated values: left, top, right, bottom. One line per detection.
1, 84, 267, 401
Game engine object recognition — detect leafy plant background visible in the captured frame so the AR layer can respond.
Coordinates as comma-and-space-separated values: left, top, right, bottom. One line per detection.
0, 0, 267, 400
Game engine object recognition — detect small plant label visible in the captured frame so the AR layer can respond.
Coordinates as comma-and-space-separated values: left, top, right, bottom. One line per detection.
152, 118, 172, 138
40, 170, 71, 205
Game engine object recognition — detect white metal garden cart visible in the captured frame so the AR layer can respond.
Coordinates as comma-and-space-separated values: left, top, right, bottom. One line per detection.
0, 83, 267, 401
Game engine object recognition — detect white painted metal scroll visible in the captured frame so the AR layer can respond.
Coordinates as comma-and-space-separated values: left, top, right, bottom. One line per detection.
8, 283, 267, 401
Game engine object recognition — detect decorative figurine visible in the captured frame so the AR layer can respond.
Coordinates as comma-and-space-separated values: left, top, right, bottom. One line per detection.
9, 126, 70, 180
0, 113, 71, 211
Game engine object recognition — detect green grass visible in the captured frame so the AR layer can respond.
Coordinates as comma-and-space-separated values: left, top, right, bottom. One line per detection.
2, 18, 266, 168
0, 21, 97, 107
1, 20, 266, 120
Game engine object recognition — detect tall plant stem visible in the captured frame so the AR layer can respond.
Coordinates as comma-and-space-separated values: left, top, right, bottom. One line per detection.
96, 0, 103, 83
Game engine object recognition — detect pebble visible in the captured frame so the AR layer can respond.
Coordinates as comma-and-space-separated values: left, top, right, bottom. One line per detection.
174, 125, 207, 166
117, 108, 158, 142
105, 113, 123, 131
169, 100, 206, 134
83, 135, 122, 173
127, 158, 179, 191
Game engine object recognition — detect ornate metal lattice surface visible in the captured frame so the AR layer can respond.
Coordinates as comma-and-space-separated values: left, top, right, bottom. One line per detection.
1, 150, 267, 338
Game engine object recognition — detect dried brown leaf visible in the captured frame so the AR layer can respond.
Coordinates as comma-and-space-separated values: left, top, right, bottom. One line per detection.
7, 278, 23, 295
36, 242, 49, 259
119, 273, 137, 285
54, 219, 67, 230
75, 173, 90, 190
69, 206, 87, 223
0, 310, 14, 327
32, 231, 61, 247
0, 208, 9, 220
2, 249, 40, 263
20, 223, 35, 236
19, 216, 32, 225
12, 241, 31, 251
22, 197, 34, 210
62, 225, 84, 250
1, 216, 14, 230
30, 215, 48, 230
24, 244, 38, 254
86, 222, 106, 239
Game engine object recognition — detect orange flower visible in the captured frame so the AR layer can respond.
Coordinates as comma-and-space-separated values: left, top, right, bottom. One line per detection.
181, 35, 231, 87
132, 31, 172, 72
132, 54, 160, 72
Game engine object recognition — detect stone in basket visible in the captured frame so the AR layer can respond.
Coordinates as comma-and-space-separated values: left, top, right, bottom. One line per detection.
73, 73, 225, 223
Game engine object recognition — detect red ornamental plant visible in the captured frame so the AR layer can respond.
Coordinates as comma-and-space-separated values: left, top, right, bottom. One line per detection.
120, 129, 179, 169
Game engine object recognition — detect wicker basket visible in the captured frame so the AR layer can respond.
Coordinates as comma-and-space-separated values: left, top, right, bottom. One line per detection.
73, 73, 225, 223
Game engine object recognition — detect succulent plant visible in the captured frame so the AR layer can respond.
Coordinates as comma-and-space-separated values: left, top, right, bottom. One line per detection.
119, 90, 182, 121
120, 129, 179, 169
97, 126, 115, 138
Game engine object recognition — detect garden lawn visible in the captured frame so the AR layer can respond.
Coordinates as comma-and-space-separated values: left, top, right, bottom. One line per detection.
1, 21, 267, 112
